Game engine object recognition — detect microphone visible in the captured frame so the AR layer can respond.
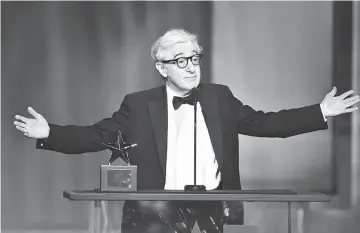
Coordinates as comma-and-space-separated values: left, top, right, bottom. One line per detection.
190, 87, 200, 103
185, 87, 206, 191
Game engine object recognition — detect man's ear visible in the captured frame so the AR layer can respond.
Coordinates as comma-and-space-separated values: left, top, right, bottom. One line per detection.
155, 62, 167, 78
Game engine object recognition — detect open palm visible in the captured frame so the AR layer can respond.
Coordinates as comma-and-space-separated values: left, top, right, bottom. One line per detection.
14, 107, 50, 139
321, 87, 360, 117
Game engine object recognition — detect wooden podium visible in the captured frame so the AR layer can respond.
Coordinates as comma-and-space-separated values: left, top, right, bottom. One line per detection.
63, 190, 331, 233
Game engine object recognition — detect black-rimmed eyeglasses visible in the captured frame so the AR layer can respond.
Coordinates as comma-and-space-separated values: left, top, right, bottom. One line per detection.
160, 54, 203, 69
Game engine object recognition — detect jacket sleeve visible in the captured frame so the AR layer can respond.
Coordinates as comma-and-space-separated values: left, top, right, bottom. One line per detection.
225, 86, 328, 138
36, 95, 131, 154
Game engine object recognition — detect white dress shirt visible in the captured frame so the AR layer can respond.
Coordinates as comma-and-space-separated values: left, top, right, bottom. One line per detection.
164, 85, 221, 190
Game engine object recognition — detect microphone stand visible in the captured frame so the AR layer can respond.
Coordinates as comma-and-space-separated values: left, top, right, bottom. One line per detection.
185, 89, 206, 191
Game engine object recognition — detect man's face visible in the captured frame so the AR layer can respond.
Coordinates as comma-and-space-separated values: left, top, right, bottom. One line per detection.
159, 41, 201, 95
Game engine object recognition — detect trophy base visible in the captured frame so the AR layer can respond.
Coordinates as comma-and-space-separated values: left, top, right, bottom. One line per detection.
100, 165, 137, 191
184, 185, 206, 191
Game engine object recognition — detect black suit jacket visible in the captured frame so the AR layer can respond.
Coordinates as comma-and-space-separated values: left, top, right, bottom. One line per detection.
38, 83, 328, 190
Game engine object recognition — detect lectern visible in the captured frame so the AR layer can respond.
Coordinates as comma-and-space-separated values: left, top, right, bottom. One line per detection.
63, 189, 331, 233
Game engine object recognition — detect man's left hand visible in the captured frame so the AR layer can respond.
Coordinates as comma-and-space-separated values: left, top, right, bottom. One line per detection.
321, 86, 360, 117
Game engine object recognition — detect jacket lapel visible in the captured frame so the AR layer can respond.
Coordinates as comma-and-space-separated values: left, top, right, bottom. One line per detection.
198, 83, 224, 175
148, 86, 168, 176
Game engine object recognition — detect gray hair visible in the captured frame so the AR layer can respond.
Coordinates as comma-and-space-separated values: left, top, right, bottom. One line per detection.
151, 28, 203, 61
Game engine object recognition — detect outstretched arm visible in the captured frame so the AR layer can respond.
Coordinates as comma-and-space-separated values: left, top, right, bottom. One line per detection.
14, 96, 131, 154
228, 86, 359, 138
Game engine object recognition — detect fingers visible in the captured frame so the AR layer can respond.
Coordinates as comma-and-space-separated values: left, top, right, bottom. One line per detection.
15, 125, 35, 138
340, 90, 355, 99
14, 115, 30, 124
27, 107, 41, 119
345, 95, 360, 102
14, 121, 28, 129
14, 123, 34, 138
345, 107, 359, 113
328, 86, 337, 97
14, 116, 30, 136
15, 125, 27, 133
345, 95, 360, 107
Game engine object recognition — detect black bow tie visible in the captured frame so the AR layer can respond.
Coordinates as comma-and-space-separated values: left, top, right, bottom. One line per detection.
172, 95, 195, 110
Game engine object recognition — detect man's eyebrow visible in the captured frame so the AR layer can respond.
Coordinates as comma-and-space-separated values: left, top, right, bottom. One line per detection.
173, 51, 198, 58
174, 53, 184, 58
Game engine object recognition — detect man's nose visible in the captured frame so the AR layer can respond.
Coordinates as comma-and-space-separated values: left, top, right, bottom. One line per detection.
186, 60, 196, 73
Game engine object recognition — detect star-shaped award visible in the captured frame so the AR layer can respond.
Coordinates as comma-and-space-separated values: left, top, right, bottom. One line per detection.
102, 130, 137, 165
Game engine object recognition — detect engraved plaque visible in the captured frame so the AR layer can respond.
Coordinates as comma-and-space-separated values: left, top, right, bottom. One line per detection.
100, 165, 137, 191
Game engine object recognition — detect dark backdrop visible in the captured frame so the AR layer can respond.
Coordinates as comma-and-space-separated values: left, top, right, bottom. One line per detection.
1, 1, 212, 230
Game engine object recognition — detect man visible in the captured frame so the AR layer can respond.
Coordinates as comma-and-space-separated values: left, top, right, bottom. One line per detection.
14, 28, 359, 233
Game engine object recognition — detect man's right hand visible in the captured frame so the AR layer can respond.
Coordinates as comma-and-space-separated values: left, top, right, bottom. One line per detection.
14, 107, 50, 139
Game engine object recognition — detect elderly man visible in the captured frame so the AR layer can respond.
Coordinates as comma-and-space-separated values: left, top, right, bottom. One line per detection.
14, 28, 359, 233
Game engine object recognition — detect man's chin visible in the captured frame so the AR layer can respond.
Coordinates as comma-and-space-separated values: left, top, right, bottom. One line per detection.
174, 82, 200, 94
184, 86, 198, 92
184, 82, 200, 90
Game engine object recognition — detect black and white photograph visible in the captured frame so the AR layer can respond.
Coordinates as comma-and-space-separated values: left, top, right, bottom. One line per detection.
2, 1, 360, 233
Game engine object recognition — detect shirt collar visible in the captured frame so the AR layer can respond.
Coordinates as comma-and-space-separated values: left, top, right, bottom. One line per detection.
166, 84, 190, 100
166, 84, 193, 111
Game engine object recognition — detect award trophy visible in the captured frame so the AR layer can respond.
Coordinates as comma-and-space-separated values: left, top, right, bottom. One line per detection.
100, 130, 138, 191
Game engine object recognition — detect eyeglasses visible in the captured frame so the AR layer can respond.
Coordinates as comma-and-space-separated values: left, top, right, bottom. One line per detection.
160, 54, 203, 69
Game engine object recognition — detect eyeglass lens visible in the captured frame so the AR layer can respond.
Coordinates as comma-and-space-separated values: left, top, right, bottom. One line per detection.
177, 55, 201, 68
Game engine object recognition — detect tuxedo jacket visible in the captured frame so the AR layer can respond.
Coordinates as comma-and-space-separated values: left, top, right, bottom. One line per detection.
38, 83, 328, 191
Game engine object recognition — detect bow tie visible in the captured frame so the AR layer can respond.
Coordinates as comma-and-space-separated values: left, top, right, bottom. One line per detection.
172, 95, 195, 110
